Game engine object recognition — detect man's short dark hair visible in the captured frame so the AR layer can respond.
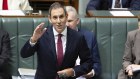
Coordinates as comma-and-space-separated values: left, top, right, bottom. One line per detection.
48, 2, 66, 16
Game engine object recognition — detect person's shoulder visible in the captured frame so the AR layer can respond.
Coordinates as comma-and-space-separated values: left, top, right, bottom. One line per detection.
128, 29, 138, 36
0, 29, 8, 35
0, 29, 9, 39
79, 28, 95, 36
127, 29, 139, 41
68, 27, 83, 36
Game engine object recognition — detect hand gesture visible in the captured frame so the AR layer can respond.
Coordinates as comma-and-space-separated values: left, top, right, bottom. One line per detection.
31, 23, 47, 43
126, 65, 133, 76
57, 68, 74, 78
82, 70, 94, 78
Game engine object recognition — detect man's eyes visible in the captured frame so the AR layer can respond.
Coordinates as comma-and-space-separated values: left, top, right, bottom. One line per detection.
52, 15, 64, 20
68, 20, 73, 22
59, 15, 64, 19
52, 16, 57, 20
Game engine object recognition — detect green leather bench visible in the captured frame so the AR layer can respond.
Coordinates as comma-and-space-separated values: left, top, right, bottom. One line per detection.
0, 17, 138, 79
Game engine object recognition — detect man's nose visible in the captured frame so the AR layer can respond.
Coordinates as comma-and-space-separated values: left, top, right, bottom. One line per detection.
57, 18, 61, 23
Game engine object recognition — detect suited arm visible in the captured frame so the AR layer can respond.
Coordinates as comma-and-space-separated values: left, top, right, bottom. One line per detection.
86, 0, 100, 10
122, 32, 133, 70
0, 32, 11, 67
73, 35, 93, 77
129, 0, 140, 10
86, 0, 100, 16
91, 35, 101, 76
20, 40, 38, 58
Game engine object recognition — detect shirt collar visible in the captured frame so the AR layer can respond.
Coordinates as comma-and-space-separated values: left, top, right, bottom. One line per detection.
53, 26, 67, 36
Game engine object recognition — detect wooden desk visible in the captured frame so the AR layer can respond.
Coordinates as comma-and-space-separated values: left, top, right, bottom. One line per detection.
86, 10, 140, 18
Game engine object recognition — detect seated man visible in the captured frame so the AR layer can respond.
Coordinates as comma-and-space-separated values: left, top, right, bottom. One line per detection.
86, 0, 140, 16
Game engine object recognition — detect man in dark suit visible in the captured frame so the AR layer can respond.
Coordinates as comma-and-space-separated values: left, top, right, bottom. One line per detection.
0, 29, 11, 79
20, 2, 93, 79
66, 6, 101, 79
86, 0, 140, 16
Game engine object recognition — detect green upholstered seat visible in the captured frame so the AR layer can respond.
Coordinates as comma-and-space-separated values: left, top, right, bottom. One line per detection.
0, 17, 138, 79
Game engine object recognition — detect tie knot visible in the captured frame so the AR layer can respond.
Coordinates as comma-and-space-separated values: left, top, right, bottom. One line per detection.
58, 34, 62, 38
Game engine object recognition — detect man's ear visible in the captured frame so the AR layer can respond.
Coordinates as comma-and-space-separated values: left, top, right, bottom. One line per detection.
48, 15, 52, 23
66, 13, 68, 19
77, 18, 80, 24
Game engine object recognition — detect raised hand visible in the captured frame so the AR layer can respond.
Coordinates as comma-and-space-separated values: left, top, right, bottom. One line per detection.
31, 23, 47, 43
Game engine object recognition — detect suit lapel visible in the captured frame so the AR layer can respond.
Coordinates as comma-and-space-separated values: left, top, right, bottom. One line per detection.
61, 28, 74, 67
46, 26, 57, 64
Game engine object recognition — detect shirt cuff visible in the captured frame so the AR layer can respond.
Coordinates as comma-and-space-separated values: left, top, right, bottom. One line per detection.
29, 39, 37, 46
72, 68, 76, 77
91, 69, 95, 77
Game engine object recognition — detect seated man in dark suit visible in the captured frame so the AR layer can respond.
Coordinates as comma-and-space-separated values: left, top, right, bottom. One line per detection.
20, 2, 93, 79
86, 0, 140, 16
0, 29, 11, 79
66, 6, 101, 79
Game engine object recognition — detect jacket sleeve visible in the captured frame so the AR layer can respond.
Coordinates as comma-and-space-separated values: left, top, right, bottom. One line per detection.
129, 0, 140, 10
122, 31, 135, 70
86, 0, 100, 11
0, 31, 11, 67
73, 35, 93, 77
92, 34, 101, 77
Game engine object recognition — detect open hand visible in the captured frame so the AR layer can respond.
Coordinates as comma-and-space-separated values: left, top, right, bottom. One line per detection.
31, 23, 47, 43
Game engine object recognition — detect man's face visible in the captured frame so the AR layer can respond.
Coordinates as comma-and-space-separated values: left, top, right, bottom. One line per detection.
49, 8, 67, 33
66, 12, 79, 30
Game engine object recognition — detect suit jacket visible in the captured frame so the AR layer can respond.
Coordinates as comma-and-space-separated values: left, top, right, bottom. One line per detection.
0, 0, 32, 10
86, 0, 140, 10
78, 29, 101, 78
118, 29, 140, 79
20, 26, 93, 79
0, 29, 11, 79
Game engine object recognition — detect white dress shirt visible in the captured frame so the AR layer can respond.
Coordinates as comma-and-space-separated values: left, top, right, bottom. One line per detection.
111, 0, 122, 8
53, 27, 67, 55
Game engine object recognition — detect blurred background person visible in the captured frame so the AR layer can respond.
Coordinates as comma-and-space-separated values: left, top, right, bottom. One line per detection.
0, 0, 32, 10
0, 29, 11, 79
118, 19, 140, 79
66, 6, 101, 79
86, 0, 140, 16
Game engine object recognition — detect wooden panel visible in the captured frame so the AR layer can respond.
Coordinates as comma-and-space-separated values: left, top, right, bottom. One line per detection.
68, 0, 79, 13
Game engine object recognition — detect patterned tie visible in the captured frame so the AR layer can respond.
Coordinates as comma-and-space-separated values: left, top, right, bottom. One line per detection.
114, 0, 121, 8
2, 0, 8, 10
57, 34, 63, 66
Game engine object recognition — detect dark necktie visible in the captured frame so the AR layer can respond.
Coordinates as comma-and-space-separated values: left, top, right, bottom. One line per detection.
57, 34, 63, 66
2, 0, 8, 10
114, 0, 121, 8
